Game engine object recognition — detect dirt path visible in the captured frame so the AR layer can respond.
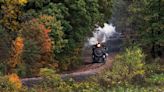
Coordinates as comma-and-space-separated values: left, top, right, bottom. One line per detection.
61, 53, 115, 81
21, 53, 116, 86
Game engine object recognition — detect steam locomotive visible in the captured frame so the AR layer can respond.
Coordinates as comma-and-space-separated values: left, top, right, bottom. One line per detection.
92, 43, 108, 63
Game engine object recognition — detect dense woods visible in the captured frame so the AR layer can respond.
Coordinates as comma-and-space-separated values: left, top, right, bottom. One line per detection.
0, 0, 163, 92
0, 0, 113, 75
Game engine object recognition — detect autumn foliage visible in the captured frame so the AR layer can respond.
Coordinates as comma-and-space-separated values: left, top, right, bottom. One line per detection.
29, 15, 54, 61
8, 73, 22, 89
0, 0, 28, 31
20, 15, 59, 76
13, 37, 24, 56
39, 24, 52, 53
8, 37, 24, 73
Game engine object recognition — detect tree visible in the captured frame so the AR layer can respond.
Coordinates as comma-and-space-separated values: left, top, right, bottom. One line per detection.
0, 0, 113, 72
21, 15, 65, 76
129, 0, 164, 58
97, 46, 145, 86
98, 0, 113, 21
0, 0, 27, 31
55, 0, 113, 70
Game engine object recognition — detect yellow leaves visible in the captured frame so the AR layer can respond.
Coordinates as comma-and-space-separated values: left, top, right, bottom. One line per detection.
134, 70, 145, 75
138, 63, 144, 67
5, 0, 28, 5
8, 73, 22, 89
1, 0, 28, 31
18, 0, 28, 5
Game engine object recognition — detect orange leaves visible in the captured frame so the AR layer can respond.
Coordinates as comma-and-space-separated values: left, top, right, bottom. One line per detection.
31, 16, 53, 54
8, 73, 22, 89
39, 24, 45, 30
37, 23, 52, 53
8, 37, 24, 68
38, 24, 51, 34
21, 15, 57, 74
44, 29, 51, 34
30, 15, 66, 54
13, 37, 24, 55
42, 29, 52, 53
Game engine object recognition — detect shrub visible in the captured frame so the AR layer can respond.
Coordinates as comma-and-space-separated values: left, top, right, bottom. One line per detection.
8, 73, 22, 89
71, 81, 103, 92
0, 74, 27, 92
146, 73, 164, 85
58, 51, 82, 71
28, 68, 102, 92
105, 85, 164, 92
96, 46, 145, 87
0, 76, 11, 91
145, 63, 161, 76
145, 58, 164, 76
34, 68, 65, 92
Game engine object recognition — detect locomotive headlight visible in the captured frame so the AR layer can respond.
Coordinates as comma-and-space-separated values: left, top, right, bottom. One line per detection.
97, 43, 101, 47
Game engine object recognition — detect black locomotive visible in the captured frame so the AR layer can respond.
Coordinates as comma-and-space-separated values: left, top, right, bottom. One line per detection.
92, 43, 108, 63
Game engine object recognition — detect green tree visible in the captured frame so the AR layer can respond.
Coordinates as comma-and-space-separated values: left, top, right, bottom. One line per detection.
111, 0, 138, 46
129, 0, 164, 58
98, 0, 113, 21
57, 0, 113, 70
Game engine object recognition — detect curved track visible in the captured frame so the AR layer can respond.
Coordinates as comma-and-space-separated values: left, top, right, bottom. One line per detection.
62, 53, 115, 81
21, 53, 116, 86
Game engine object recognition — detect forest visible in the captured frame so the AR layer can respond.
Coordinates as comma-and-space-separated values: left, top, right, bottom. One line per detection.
0, 0, 163, 92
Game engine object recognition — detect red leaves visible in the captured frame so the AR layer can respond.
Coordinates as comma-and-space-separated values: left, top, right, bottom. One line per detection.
39, 24, 52, 53
31, 17, 53, 53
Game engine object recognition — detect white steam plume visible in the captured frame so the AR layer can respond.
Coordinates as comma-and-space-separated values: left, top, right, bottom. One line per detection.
86, 23, 116, 46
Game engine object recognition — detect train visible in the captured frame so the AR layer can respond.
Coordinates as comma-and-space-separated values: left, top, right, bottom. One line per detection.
92, 43, 108, 63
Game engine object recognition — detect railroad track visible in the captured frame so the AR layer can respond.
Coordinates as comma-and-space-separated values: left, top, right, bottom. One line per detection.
21, 53, 116, 87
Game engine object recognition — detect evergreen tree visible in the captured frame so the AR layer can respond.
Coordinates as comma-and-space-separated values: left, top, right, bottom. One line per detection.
129, 0, 164, 58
